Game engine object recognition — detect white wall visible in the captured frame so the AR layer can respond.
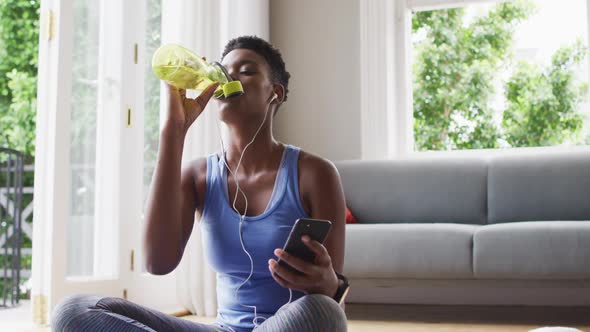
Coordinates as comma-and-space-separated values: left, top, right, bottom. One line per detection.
270, 0, 362, 161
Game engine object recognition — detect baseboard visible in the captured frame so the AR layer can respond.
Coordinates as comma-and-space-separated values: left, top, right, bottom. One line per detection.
347, 278, 590, 306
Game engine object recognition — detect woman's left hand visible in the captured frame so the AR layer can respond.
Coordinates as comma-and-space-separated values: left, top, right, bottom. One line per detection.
268, 235, 339, 297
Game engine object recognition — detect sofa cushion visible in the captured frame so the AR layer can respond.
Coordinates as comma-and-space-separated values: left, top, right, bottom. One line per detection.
336, 158, 488, 224
344, 223, 477, 279
474, 221, 590, 279
488, 151, 590, 224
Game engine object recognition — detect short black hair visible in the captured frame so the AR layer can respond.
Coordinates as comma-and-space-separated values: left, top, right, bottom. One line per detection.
222, 35, 290, 101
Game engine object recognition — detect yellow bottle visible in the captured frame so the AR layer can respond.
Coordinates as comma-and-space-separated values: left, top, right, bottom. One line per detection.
151, 43, 243, 98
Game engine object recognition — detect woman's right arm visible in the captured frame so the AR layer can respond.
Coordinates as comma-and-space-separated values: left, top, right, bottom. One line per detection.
142, 82, 219, 275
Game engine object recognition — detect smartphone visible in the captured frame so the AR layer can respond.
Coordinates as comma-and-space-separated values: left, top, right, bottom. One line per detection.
277, 218, 332, 274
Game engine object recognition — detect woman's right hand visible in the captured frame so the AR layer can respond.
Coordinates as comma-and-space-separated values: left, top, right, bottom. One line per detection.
165, 82, 220, 135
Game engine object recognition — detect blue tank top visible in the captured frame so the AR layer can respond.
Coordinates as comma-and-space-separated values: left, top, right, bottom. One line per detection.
200, 144, 310, 332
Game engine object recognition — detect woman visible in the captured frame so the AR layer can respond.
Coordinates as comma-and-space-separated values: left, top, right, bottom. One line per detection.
51, 36, 348, 332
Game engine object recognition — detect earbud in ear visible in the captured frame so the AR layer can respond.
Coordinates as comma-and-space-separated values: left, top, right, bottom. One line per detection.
272, 93, 278, 102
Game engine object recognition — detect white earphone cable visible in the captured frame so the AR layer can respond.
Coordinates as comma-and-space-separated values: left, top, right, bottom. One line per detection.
214, 93, 292, 328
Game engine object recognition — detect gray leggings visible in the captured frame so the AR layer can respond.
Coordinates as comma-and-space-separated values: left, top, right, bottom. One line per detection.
51, 294, 347, 332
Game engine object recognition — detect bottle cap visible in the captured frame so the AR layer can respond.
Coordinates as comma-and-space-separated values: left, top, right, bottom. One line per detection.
222, 81, 244, 98
213, 87, 224, 99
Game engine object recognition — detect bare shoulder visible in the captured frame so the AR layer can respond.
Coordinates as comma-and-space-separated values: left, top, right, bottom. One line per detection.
298, 149, 340, 180
192, 156, 209, 178
297, 149, 343, 213
181, 157, 208, 181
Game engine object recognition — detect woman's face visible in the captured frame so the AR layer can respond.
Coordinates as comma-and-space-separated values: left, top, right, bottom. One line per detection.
216, 48, 277, 123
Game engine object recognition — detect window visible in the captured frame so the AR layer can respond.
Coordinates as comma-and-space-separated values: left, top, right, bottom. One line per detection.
67, 0, 101, 277
360, 0, 590, 158
411, 0, 590, 151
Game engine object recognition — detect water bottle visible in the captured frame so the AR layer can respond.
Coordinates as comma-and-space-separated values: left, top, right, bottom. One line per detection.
151, 43, 243, 99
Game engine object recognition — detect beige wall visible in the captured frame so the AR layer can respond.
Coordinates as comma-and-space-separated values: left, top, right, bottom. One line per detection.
270, 0, 362, 161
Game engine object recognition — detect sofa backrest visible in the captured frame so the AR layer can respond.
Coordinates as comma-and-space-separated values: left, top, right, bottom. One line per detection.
336, 150, 590, 225
335, 158, 488, 225
488, 151, 590, 224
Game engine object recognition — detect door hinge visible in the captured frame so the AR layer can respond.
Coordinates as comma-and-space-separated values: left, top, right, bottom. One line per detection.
123, 289, 128, 300
126, 108, 132, 127
43, 10, 55, 41
32, 294, 48, 325
134, 43, 138, 64
130, 249, 135, 271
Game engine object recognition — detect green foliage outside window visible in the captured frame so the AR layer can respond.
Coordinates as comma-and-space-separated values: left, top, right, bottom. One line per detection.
0, 0, 39, 161
413, 0, 589, 151
0, 0, 39, 299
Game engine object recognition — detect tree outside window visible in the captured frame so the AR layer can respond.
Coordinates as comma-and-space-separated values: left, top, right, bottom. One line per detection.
412, 0, 590, 151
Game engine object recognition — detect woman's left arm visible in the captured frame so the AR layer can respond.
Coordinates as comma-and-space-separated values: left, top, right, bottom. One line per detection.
268, 156, 346, 300
306, 158, 346, 276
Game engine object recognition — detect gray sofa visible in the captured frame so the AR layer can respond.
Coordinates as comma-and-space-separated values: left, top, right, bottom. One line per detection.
336, 149, 590, 306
